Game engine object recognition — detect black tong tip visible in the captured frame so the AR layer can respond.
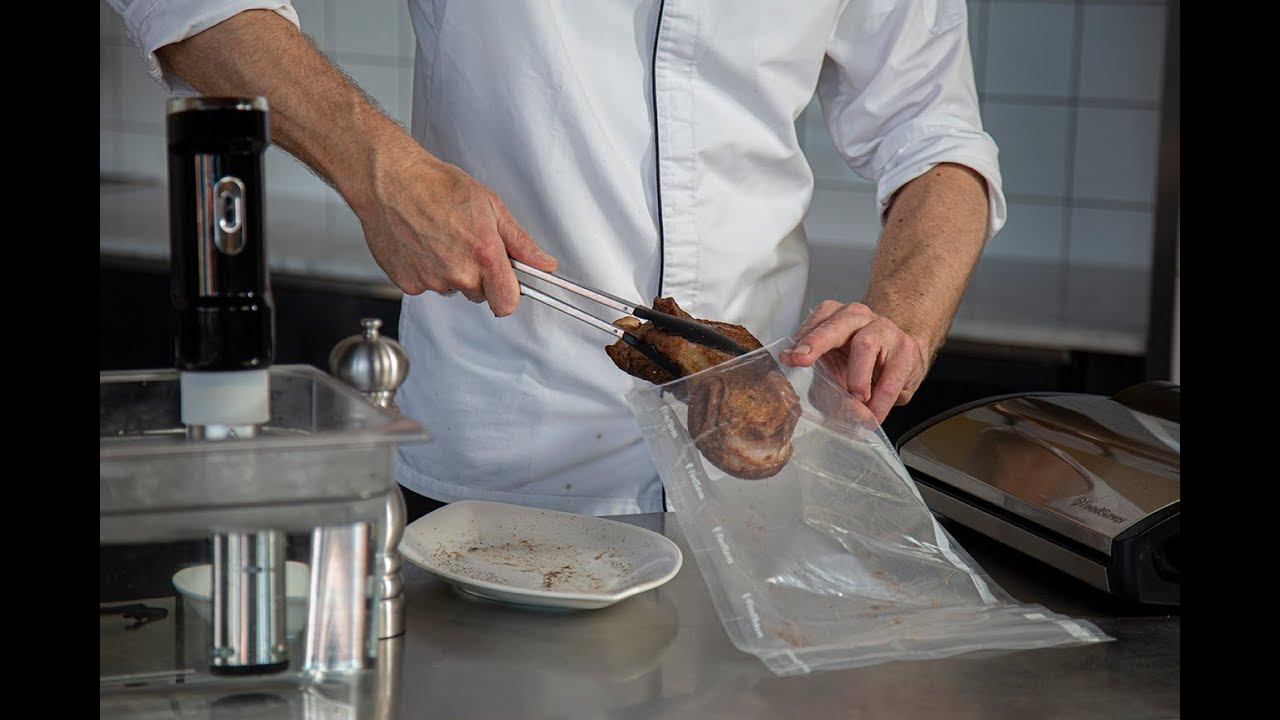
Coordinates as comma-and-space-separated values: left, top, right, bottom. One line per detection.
633, 306, 751, 357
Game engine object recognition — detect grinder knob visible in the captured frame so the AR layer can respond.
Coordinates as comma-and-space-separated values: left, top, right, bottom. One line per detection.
329, 318, 409, 411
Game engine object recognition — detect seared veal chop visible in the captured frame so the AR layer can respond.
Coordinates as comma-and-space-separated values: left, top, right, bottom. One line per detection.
605, 298, 801, 479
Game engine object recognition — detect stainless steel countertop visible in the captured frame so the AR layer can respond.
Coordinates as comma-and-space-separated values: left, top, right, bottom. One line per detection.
100, 511, 1177, 718
394, 512, 1179, 720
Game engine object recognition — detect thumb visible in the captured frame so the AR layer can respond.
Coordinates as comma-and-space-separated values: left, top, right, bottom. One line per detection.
494, 203, 557, 272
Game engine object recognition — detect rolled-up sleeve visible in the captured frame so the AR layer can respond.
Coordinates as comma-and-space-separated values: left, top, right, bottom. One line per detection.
106, 0, 301, 92
817, 0, 1006, 240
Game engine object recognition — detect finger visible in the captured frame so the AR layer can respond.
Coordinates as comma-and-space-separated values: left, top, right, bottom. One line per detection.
781, 302, 843, 367
807, 360, 878, 431
439, 256, 484, 303
784, 303, 876, 367
493, 197, 557, 272
866, 349, 913, 424
843, 332, 882, 403
814, 349, 850, 392
797, 300, 844, 336
476, 239, 521, 317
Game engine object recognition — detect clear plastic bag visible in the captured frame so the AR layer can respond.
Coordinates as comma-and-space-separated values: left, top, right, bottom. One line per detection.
628, 338, 1111, 676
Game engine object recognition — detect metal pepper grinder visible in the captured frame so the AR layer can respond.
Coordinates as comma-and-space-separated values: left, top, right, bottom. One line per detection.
330, 318, 410, 639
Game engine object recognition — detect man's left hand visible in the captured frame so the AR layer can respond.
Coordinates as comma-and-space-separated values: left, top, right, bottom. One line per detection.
780, 299, 928, 425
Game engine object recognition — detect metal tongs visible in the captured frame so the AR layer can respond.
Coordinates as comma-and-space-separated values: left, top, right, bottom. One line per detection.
512, 259, 750, 380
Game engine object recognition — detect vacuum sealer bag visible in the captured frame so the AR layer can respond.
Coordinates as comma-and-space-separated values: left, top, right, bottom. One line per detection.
627, 339, 1111, 676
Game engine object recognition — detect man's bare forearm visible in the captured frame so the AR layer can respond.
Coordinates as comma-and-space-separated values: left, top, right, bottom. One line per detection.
156, 9, 411, 219
863, 163, 990, 364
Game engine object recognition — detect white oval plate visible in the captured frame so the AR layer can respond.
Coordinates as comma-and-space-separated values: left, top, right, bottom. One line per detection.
399, 500, 683, 610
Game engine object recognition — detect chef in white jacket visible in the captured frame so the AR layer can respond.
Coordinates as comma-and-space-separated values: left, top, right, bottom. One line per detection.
108, 0, 1006, 518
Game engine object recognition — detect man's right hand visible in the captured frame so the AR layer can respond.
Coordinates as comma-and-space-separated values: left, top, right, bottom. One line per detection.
360, 136, 558, 317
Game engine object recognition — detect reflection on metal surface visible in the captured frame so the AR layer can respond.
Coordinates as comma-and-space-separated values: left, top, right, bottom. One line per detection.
326, 319, 413, 641
916, 482, 1112, 591
185, 422, 263, 441
373, 635, 402, 720
900, 394, 1179, 553
970, 426, 1095, 511
991, 396, 1180, 468
211, 530, 289, 673
194, 154, 222, 296
416, 578, 680, 685
100, 513, 1177, 719
99, 624, 402, 719
305, 523, 373, 673
213, 175, 247, 256
391, 515, 1179, 720
167, 96, 270, 114
329, 318, 410, 411
99, 668, 391, 720
378, 490, 406, 639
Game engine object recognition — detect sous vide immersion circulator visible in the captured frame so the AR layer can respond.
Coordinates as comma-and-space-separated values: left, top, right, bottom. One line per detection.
167, 95, 275, 436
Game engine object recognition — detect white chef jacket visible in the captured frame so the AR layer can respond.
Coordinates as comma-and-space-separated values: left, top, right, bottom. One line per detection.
114, 0, 1006, 516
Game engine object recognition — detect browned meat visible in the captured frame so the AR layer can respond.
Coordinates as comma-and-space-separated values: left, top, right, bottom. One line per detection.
605, 297, 801, 479
604, 298, 763, 382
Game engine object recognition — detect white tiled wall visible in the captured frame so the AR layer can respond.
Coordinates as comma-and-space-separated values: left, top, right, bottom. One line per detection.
100, 0, 1171, 347
802, 0, 1170, 344
984, 1, 1078, 98
1078, 2, 1167, 103
1071, 107, 1162, 204
980, 102, 1072, 199
99, 0, 415, 230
